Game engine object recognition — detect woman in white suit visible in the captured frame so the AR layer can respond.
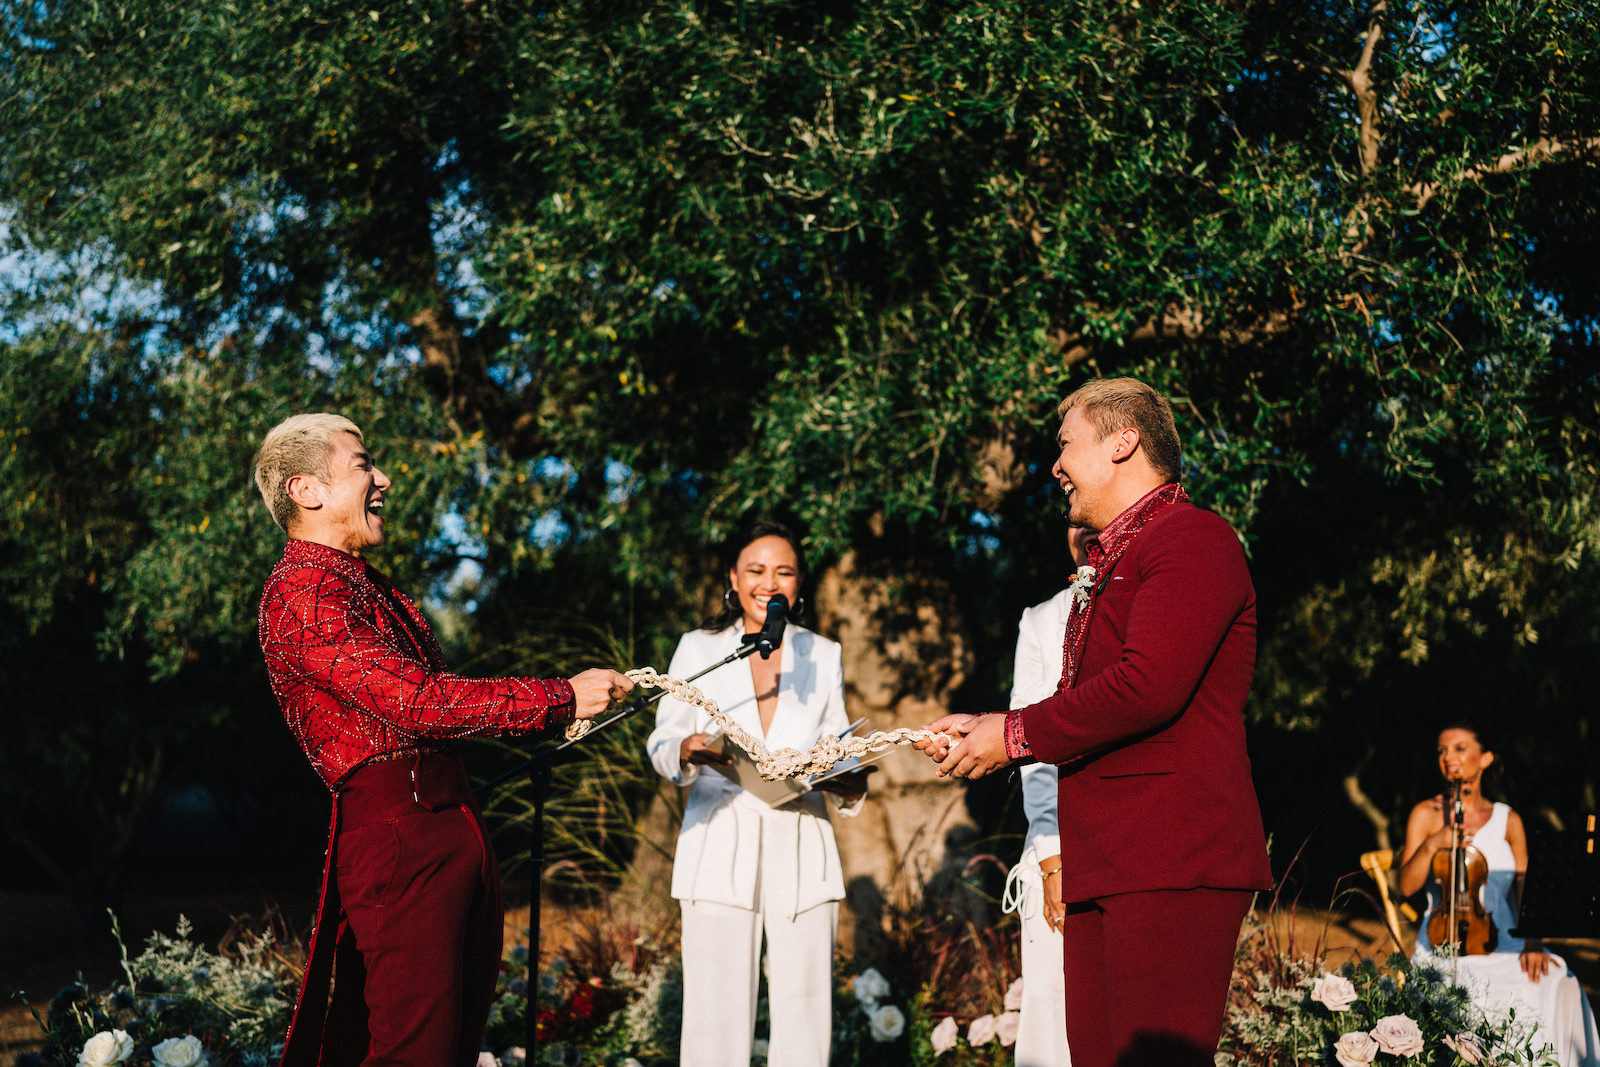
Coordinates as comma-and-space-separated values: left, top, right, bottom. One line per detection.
1000, 525, 1088, 1066
646, 521, 869, 1067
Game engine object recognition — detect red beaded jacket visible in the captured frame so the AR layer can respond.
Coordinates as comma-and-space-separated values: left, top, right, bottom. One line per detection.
258, 539, 575, 789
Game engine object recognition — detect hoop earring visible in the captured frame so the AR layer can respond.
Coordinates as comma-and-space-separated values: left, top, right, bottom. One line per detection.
723, 588, 737, 609
792, 595, 806, 618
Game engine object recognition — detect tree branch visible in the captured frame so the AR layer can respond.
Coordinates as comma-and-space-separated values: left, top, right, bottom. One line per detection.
1408, 135, 1600, 212
1344, 1, 1388, 178
1047, 298, 1309, 366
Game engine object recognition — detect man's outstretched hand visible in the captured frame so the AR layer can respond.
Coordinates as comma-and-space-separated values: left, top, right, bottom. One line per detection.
915, 712, 1012, 780
569, 668, 636, 720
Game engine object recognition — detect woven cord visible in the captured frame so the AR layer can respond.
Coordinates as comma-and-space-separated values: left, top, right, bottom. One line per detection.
563, 666, 945, 780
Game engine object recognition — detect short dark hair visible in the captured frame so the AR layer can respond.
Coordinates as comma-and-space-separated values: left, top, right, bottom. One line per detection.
1437, 720, 1493, 754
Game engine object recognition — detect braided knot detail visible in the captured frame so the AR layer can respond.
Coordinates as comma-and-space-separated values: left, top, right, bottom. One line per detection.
610, 666, 943, 779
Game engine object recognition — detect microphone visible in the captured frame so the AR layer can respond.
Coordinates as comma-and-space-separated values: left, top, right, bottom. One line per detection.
751, 593, 789, 659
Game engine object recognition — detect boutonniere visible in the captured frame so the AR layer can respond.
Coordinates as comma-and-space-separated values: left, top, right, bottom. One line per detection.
1068, 565, 1097, 609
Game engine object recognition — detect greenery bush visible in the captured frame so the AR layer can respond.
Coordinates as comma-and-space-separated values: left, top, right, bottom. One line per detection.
13, 901, 1576, 1067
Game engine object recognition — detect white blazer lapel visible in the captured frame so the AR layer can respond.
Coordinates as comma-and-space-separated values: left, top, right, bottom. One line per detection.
771, 628, 821, 749
719, 622, 762, 739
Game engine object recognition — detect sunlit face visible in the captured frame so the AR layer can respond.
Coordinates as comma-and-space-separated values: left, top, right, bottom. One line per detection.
314, 431, 392, 557
1437, 728, 1493, 785
728, 535, 801, 635
1051, 406, 1123, 530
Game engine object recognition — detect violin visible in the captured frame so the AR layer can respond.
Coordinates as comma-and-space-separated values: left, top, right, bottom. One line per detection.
1426, 779, 1497, 956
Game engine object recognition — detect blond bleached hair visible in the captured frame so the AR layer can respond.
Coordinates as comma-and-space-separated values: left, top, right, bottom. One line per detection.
253, 412, 364, 532
1057, 378, 1183, 483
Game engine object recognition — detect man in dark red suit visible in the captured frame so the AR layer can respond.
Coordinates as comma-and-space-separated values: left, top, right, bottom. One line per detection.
252, 412, 633, 1067
918, 379, 1271, 1067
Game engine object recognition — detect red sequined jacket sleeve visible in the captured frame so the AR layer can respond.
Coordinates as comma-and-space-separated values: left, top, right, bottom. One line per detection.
259, 539, 575, 788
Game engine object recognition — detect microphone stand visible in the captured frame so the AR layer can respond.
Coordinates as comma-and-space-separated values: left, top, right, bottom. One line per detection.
1448, 779, 1465, 982
478, 631, 778, 1063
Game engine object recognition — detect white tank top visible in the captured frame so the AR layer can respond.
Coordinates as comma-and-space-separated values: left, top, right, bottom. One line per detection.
1416, 802, 1524, 955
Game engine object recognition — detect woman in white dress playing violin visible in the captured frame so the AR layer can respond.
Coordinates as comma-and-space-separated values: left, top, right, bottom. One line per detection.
1397, 723, 1600, 1067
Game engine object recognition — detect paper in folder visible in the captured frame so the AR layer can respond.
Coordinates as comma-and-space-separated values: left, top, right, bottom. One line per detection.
709, 718, 881, 808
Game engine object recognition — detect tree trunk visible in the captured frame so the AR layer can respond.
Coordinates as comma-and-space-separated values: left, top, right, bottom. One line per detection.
815, 551, 978, 958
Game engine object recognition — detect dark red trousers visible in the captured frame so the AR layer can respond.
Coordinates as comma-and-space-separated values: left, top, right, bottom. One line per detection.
303, 752, 503, 1067
1061, 887, 1251, 1067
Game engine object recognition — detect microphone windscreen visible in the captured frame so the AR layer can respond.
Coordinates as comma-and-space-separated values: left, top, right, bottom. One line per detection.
759, 593, 790, 656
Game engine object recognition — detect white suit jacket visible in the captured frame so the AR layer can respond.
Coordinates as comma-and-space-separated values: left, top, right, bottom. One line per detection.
1010, 588, 1073, 861
646, 622, 860, 916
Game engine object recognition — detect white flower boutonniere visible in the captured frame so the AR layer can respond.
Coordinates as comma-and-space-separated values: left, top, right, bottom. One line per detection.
1068, 565, 1097, 609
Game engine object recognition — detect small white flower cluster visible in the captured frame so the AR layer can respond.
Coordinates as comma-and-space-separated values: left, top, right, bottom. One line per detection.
1068, 565, 1097, 608
929, 976, 1025, 1056
78, 1031, 208, 1067
850, 968, 906, 1043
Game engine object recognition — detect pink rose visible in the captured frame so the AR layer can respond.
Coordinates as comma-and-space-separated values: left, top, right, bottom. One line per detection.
995, 1011, 1021, 1047
1003, 977, 1025, 1012
966, 1014, 998, 1045
1372, 1014, 1425, 1057
1334, 1030, 1380, 1067
1310, 972, 1359, 1012
1443, 1032, 1485, 1064
929, 1017, 959, 1056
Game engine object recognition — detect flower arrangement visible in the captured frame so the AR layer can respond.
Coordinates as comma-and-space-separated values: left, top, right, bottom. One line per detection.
1221, 950, 1558, 1067
916, 975, 1022, 1063
16, 915, 294, 1067
828, 966, 910, 1064
482, 948, 674, 1067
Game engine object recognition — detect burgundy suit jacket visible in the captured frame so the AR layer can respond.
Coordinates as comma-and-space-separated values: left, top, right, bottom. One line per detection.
1020, 502, 1272, 902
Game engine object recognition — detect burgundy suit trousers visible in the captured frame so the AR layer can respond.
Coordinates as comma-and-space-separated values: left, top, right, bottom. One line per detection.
325, 753, 503, 1067
1061, 887, 1250, 1067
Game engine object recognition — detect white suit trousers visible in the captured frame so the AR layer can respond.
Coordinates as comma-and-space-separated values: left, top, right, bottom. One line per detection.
679, 892, 837, 1067
1009, 849, 1071, 1066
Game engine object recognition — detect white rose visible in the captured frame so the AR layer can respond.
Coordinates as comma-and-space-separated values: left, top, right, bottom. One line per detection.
1333, 1030, 1380, 1067
1372, 1014, 1426, 1057
1310, 972, 1359, 1012
152, 1035, 206, 1067
853, 967, 891, 1005
995, 1011, 1021, 1047
1443, 1032, 1485, 1065
929, 1017, 960, 1056
869, 1004, 905, 1042
78, 1030, 135, 1067
966, 1013, 998, 1045
1003, 977, 1025, 1012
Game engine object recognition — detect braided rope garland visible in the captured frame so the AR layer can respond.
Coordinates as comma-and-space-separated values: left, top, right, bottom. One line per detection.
564, 666, 945, 780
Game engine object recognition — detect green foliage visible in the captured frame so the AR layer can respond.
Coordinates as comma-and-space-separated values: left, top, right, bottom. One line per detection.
1221, 940, 1558, 1066
2, 0, 1599, 909
21, 914, 295, 1067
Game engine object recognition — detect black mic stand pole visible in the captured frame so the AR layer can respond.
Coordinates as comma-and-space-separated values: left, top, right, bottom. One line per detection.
479, 636, 773, 1063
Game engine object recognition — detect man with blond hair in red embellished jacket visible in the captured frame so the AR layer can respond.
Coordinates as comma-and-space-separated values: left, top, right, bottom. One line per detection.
918, 379, 1272, 1067
253, 412, 633, 1067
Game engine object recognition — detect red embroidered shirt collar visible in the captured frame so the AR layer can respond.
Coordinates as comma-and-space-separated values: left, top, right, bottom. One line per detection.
1001, 480, 1189, 761
1084, 481, 1189, 574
